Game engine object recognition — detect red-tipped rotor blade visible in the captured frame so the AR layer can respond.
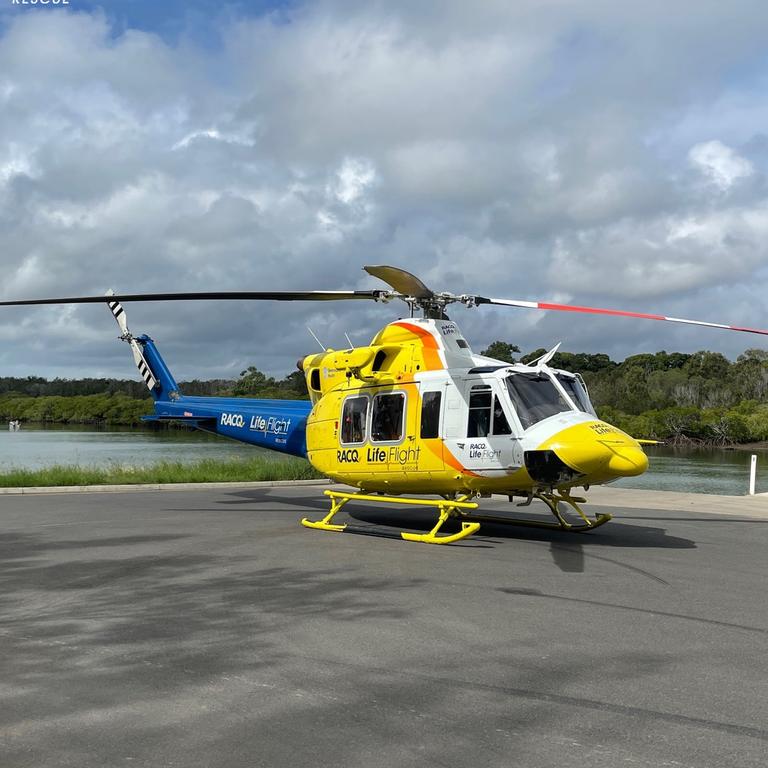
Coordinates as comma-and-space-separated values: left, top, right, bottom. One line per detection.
476, 297, 768, 337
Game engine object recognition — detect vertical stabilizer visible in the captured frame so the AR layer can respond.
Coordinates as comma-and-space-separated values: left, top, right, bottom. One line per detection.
136, 335, 181, 401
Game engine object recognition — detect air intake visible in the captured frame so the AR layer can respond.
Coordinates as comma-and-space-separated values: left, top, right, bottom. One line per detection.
524, 450, 581, 486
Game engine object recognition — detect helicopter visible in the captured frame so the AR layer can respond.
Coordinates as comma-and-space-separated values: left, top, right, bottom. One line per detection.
3, 265, 767, 544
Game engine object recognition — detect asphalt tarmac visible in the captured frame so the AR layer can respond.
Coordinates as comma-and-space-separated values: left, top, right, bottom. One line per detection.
1, 485, 767, 768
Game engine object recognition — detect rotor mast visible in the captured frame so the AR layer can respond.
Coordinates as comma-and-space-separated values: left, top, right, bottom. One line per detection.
362, 265, 475, 319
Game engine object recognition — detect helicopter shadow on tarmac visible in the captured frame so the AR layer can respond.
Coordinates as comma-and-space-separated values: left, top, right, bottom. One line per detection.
344, 505, 695, 579
219, 490, 697, 577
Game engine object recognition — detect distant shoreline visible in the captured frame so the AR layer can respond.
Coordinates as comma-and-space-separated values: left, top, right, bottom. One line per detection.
643, 439, 768, 451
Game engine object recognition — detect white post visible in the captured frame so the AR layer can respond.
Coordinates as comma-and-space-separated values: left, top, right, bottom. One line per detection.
749, 454, 757, 496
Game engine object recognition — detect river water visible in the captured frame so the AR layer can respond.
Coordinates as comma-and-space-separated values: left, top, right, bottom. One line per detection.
0, 425, 266, 471
0, 425, 764, 495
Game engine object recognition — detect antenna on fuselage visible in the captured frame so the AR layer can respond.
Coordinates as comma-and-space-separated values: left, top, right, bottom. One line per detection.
525, 342, 562, 368
307, 326, 326, 351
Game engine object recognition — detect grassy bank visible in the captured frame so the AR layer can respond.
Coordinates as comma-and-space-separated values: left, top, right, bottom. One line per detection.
0, 456, 323, 487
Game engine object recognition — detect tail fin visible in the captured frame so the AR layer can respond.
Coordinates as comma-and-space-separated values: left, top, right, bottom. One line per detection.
106, 290, 181, 401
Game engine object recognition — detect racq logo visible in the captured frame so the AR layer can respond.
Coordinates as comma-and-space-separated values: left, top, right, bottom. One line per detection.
12, 0, 70, 5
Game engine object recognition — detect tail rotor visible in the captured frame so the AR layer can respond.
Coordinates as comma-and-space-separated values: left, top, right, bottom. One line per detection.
105, 290, 158, 392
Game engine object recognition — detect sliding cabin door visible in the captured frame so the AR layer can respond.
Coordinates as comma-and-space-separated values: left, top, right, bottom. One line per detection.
443, 379, 524, 474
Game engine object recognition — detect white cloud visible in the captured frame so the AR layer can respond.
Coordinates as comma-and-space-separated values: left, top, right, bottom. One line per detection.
548, 200, 768, 299
172, 127, 256, 151
332, 157, 376, 205
688, 140, 754, 190
0, 143, 33, 184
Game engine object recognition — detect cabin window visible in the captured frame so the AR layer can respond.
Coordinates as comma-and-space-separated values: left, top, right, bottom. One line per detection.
309, 368, 321, 392
420, 391, 442, 438
371, 393, 405, 442
505, 373, 572, 430
492, 395, 512, 435
467, 385, 492, 437
341, 396, 368, 444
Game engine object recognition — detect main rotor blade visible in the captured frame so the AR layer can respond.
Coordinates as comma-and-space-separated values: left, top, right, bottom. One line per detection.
0, 290, 387, 307
364, 265, 434, 299
476, 296, 768, 337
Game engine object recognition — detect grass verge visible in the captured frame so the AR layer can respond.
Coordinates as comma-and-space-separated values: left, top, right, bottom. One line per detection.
0, 456, 323, 487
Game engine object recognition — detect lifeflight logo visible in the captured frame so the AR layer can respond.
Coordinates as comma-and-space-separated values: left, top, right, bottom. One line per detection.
366, 446, 420, 464
12, 1, 70, 5
220, 412, 292, 435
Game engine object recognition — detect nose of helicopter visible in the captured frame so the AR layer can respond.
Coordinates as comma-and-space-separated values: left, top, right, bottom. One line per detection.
605, 445, 648, 476
541, 421, 649, 482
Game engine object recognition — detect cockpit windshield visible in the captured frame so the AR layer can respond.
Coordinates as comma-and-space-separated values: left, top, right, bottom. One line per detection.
505, 372, 573, 430
555, 373, 594, 414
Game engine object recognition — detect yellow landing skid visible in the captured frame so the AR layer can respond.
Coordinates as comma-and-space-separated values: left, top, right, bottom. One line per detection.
460, 490, 612, 532
301, 490, 480, 545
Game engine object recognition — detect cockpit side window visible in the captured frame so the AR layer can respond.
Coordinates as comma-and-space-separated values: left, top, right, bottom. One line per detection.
555, 373, 594, 414
492, 395, 512, 435
420, 391, 442, 439
467, 385, 492, 437
505, 373, 572, 430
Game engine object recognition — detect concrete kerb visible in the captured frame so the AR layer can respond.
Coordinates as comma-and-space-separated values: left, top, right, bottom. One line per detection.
0, 478, 333, 496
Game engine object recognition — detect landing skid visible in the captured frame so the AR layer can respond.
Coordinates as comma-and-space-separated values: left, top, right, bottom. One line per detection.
462, 490, 612, 533
301, 488, 611, 544
302, 490, 480, 544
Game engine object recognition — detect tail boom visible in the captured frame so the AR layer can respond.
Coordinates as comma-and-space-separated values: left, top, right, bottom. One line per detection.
147, 396, 311, 457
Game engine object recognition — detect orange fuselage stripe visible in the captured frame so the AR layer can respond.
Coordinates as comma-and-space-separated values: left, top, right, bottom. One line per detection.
393, 321, 443, 370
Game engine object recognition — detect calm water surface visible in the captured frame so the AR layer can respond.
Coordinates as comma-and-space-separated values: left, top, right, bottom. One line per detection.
1, 425, 269, 471
1, 426, 764, 495
614, 444, 766, 496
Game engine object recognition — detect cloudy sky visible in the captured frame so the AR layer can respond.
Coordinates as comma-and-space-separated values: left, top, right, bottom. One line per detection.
1, 0, 767, 381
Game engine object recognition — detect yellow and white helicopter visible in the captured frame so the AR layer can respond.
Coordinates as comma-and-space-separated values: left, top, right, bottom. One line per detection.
3, 265, 766, 544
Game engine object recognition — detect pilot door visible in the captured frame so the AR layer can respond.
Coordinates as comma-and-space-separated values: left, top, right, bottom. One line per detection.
443, 379, 524, 474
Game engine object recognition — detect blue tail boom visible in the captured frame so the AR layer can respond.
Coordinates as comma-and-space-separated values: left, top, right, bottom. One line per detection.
135, 335, 311, 458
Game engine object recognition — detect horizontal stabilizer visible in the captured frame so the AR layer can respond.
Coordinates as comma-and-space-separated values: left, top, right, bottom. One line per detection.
141, 414, 217, 425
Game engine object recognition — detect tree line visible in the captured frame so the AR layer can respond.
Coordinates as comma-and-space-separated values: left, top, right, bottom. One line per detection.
0, 376, 241, 398
3, 347, 768, 444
